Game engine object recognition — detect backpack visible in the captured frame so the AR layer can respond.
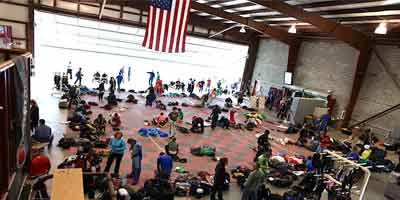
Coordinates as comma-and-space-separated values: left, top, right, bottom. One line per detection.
369, 148, 386, 162
57, 137, 76, 149
177, 126, 189, 134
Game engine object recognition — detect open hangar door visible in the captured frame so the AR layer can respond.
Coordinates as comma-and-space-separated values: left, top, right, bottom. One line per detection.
33, 10, 248, 93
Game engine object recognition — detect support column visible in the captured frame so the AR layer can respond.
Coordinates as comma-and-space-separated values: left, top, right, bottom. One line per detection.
287, 39, 301, 73
241, 35, 259, 92
343, 46, 373, 127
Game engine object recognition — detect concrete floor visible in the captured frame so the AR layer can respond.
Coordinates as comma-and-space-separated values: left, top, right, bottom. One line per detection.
30, 83, 392, 200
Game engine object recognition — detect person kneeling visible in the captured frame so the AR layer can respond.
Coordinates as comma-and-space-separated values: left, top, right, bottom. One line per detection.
110, 113, 121, 128
153, 112, 168, 127
165, 136, 179, 160
32, 119, 54, 145
191, 116, 204, 133
94, 114, 106, 135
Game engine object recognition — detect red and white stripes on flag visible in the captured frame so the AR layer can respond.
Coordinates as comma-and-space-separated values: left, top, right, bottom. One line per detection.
142, 0, 192, 53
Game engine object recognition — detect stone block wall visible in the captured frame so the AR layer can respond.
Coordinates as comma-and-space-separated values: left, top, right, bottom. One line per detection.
251, 39, 288, 95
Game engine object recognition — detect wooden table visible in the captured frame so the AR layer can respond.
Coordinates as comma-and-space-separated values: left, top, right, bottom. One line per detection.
51, 168, 84, 200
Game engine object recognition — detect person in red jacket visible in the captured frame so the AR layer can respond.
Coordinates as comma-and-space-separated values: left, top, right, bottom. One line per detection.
319, 131, 331, 153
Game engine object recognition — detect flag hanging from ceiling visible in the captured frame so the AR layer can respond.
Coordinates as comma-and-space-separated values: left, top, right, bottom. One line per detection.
142, 0, 192, 53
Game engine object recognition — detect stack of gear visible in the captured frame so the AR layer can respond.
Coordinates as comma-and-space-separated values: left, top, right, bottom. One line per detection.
174, 174, 213, 199
138, 127, 169, 137
136, 179, 174, 200
230, 166, 251, 188
266, 169, 297, 188
126, 94, 138, 104
167, 101, 179, 106
57, 137, 77, 149
190, 145, 216, 157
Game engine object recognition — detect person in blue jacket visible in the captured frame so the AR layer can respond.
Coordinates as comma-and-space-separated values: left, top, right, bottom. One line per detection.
104, 132, 126, 176
157, 152, 173, 180
116, 73, 123, 91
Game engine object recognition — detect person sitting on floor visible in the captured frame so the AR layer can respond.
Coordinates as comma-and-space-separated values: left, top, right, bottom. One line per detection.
32, 119, 54, 144
165, 136, 179, 160
347, 146, 360, 161
218, 114, 230, 130
155, 100, 167, 110
224, 97, 233, 108
296, 124, 310, 146
245, 116, 257, 131
107, 92, 118, 106
318, 131, 331, 153
110, 113, 121, 128
94, 114, 106, 134
79, 120, 96, 140
191, 116, 204, 133
153, 112, 168, 127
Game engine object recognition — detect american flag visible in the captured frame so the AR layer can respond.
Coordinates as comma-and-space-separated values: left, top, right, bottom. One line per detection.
142, 0, 192, 53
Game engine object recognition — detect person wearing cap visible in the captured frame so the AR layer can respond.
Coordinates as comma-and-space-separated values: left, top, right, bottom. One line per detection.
165, 136, 179, 159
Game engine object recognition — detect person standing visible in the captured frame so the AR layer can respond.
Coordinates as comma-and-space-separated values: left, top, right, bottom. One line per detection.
241, 163, 265, 200
210, 157, 228, 200
109, 77, 116, 94
67, 61, 73, 79
116, 73, 123, 91
206, 78, 211, 92
128, 139, 142, 185
210, 106, 221, 130
98, 81, 105, 102
30, 100, 40, 132
74, 67, 83, 86
157, 152, 173, 180
168, 107, 179, 136
128, 66, 131, 82
104, 132, 126, 176
147, 71, 155, 86
156, 71, 160, 80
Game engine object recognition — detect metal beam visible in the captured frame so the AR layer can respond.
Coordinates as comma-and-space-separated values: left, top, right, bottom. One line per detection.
287, 39, 301, 73
343, 47, 373, 127
99, 0, 107, 19
248, 0, 371, 50
191, 1, 295, 45
241, 34, 259, 92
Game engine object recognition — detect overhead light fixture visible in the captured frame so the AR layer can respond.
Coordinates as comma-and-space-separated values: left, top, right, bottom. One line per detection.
240, 26, 246, 33
374, 22, 387, 34
288, 25, 296, 34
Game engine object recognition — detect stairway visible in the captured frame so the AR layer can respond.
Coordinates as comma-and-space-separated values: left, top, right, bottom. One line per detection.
350, 103, 400, 128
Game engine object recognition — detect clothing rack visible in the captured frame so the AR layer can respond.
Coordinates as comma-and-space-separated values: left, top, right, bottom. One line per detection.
324, 150, 371, 200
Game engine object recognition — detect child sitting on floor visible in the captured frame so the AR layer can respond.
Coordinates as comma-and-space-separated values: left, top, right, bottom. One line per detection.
110, 113, 121, 128
153, 112, 168, 127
